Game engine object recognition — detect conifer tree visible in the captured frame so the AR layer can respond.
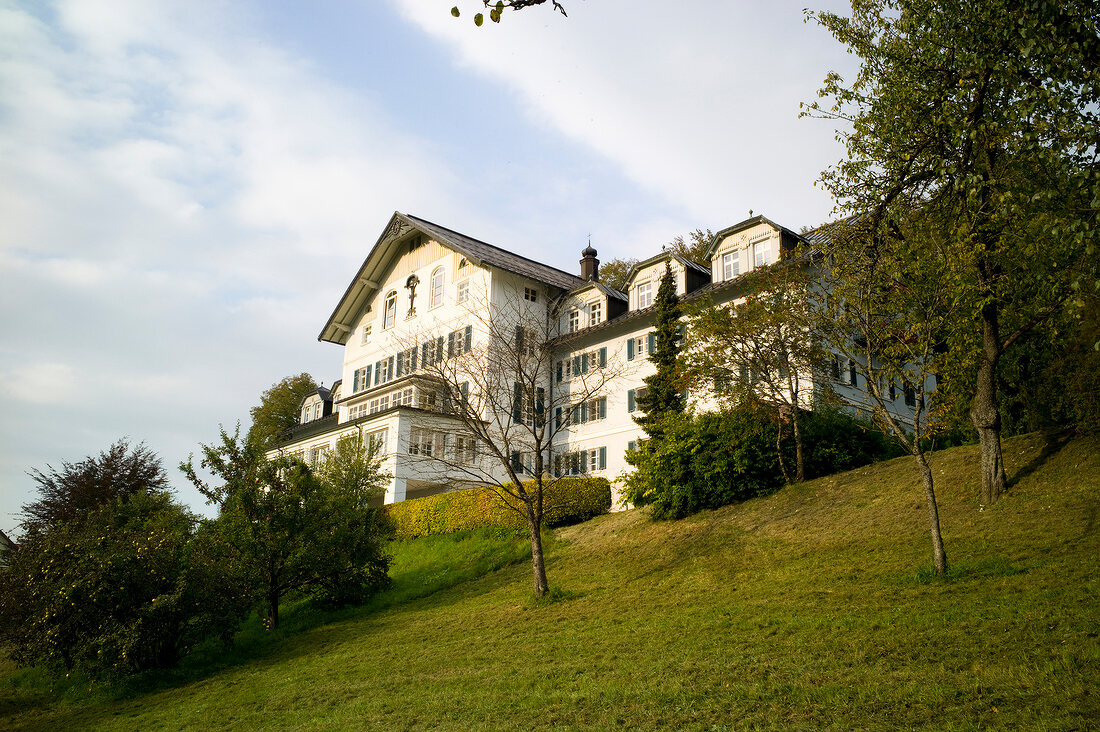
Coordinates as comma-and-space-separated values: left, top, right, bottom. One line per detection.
635, 261, 683, 436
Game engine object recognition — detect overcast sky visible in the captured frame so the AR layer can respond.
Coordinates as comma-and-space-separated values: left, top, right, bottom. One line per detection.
0, 0, 857, 532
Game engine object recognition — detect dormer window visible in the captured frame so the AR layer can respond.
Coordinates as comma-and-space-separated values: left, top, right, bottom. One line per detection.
637, 281, 653, 309
384, 291, 397, 329
753, 240, 770, 267
430, 266, 445, 309
722, 251, 740, 280
590, 301, 602, 326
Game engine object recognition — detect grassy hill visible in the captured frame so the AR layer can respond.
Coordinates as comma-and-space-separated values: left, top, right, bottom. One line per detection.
2, 433, 1098, 730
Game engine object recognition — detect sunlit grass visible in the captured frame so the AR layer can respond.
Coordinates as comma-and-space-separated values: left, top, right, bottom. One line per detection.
2, 433, 1098, 730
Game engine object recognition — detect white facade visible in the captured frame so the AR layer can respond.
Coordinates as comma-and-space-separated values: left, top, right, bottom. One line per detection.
271, 212, 921, 507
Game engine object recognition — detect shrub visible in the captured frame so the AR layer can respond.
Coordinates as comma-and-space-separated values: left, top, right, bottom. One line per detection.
386, 477, 612, 540
624, 410, 784, 520
797, 407, 904, 478
0, 490, 251, 677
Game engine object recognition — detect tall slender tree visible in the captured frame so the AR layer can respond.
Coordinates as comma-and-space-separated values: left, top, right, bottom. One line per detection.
634, 262, 684, 436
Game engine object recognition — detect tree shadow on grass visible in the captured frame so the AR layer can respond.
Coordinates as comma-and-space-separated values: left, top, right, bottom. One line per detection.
1008, 429, 1074, 489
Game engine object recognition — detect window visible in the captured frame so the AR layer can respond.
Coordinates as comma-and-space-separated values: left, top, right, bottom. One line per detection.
448, 325, 472, 357
368, 394, 390, 414
457, 279, 469, 303
454, 434, 478, 464
904, 383, 917, 408
308, 445, 329, 467
831, 355, 841, 380
313, 403, 323, 420
889, 382, 897, 401
628, 387, 648, 413
418, 389, 437, 411
569, 309, 580, 333
516, 326, 538, 357
627, 335, 652, 361
627, 440, 637, 453
352, 365, 371, 393
587, 447, 607, 472
368, 429, 388, 454
383, 291, 397, 329
753, 240, 770, 268
722, 250, 740, 280
361, 325, 372, 345
409, 428, 445, 457
849, 359, 858, 386
589, 301, 602, 326
524, 286, 538, 302
637, 281, 653, 309
301, 405, 312, 423
394, 387, 414, 407
348, 403, 367, 420
430, 267, 445, 308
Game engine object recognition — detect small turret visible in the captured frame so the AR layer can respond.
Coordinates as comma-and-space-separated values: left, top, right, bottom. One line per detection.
580, 243, 599, 281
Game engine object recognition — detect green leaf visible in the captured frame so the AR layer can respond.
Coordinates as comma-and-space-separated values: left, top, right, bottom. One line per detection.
474, 12, 483, 26
450, 6, 460, 17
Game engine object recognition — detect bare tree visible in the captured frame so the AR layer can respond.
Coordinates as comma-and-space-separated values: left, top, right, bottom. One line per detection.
398, 293, 622, 596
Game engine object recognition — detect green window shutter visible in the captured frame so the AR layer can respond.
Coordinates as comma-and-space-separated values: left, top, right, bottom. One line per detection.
396, 352, 404, 377
648, 333, 656, 353
627, 338, 634, 360
581, 401, 588, 423
387, 356, 394, 380
464, 325, 472, 353
581, 353, 589, 373
628, 389, 636, 412
580, 450, 588, 473
599, 347, 607, 367
410, 348, 418, 372
599, 446, 607, 470
352, 369, 359, 392
556, 361, 563, 382
515, 325, 524, 352
422, 340, 431, 366
448, 332, 455, 358
364, 364, 372, 388
374, 361, 382, 385
436, 336, 444, 363
573, 355, 581, 374
598, 397, 606, 419
555, 407, 563, 429
512, 382, 522, 422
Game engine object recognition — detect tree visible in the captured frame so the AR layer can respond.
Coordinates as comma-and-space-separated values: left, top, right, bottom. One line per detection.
816, 216, 958, 574
404, 294, 622, 597
598, 257, 637, 292
21, 440, 169, 536
451, 0, 567, 27
247, 373, 318, 449
806, 0, 1100, 504
633, 262, 684, 435
666, 228, 713, 264
181, 426, 391, 627
1, 447, 248, 676
681, 261, 831, 482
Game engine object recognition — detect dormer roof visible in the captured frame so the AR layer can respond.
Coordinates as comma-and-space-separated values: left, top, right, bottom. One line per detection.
566, 279, 628, 302
704, 214, 806, 260
624, 250, 709, 289
319, 212, 585, 344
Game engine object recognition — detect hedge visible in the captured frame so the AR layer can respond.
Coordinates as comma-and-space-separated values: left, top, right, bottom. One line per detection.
385, 477, 612, 540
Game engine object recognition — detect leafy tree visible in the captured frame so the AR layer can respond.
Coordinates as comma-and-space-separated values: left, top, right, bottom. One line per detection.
0, 489, 249, 676
451, 0, 567, 26
634, 262, 684, 435
806, 0, 1100, 504
21, 440, 169, 536
816, 215, 958, 574
682, 261, 831, 482
247, 373, 318, 449
181, 426, 391, 628
598, 257, 637, 292
666, 228, 713, 264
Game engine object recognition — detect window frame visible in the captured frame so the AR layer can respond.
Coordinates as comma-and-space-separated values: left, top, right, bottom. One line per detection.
429, 266, 445, 309
383, 291, 397, 329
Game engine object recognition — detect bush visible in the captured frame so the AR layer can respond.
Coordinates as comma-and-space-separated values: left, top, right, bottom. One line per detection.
797, 408, 904, 478
624, 410, 784, 520
0, 490, 250, 677
386, 477, 612, 540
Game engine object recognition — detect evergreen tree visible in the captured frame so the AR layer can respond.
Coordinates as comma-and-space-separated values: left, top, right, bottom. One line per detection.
635, 261, 683, 435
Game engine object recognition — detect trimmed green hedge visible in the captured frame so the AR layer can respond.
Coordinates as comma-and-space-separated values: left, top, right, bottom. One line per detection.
386, 477, 612, 540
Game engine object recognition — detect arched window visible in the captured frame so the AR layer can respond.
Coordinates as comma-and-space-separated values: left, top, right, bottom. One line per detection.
430, 266, 445, 308
384, 291, 397, 329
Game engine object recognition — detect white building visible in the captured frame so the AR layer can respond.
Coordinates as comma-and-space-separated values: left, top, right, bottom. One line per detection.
270, 211, 917, 507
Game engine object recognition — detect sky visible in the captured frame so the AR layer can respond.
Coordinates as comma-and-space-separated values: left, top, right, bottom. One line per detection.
0, 0, 858, 533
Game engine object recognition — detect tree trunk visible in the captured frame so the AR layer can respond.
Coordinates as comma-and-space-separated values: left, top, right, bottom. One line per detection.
970, 302, 1007, 504
268, 587, 281, 629
914, 448, 948, 575
791, 406, 805, 482
775, 411, 791, 485
525, 506, 549, 597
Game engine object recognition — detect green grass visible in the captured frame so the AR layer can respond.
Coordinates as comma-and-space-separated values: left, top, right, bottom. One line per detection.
3, 433, 1098, 730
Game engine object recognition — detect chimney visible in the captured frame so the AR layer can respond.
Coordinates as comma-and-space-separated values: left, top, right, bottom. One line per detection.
580, 244, 599, 281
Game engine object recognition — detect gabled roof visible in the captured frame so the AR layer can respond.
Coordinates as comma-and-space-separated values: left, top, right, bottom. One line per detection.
320, 212, 584, 344
624, 250, 710, 289
566, 279, 628, 302
704, 214, 806, 260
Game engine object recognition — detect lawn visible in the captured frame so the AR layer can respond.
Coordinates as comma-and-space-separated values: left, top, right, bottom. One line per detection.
2, 433, 1098, 730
